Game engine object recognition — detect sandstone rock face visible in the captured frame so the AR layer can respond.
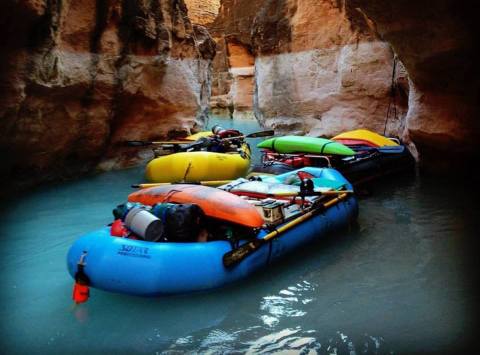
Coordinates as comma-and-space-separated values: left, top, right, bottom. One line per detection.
214, 0, 405, 138
213, 0, 478, 172
346, 0, 479, 173
1, 0, 476, 194
0, 0, 215, 191
207, 0, 263, 117
209, 0, 264, 47
255, 41, 406, 137
184, 0, 220, 26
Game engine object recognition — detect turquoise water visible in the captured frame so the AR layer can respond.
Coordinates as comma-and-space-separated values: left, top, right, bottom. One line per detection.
0, 116, 478, 354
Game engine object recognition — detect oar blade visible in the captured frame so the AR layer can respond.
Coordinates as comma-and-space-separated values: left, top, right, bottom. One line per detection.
246, 130, 274, 138
223, 239, 263, 268
125, 140, 152, 147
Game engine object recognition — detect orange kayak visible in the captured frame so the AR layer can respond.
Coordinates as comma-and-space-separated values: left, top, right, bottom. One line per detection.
128, 184, 264, 228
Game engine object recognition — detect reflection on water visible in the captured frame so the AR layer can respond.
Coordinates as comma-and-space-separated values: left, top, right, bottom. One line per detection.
164, 277, 391, 354
0, 115, 478, 354
259, 281, 314, 324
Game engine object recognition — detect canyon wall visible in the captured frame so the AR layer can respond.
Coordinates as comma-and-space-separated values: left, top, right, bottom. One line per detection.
212, 0, 478, 172
251, 0, 408, 138
184, 0, 220, 26
346, 0, 479, 172
212, 0, 407, 137
1, 0, 477, 193
0, 0, 215, 190
207, 0, 262, 117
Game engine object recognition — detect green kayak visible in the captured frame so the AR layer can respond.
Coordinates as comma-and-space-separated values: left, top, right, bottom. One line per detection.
257, 136, 355, 156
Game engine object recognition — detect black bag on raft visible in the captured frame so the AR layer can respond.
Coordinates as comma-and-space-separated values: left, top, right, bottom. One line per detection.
152, 203, 205, 242
113, 202, 205, 242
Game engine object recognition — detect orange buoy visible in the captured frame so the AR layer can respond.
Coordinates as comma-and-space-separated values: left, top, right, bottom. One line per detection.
72, 282, 89, 304
73, 252, 90, 304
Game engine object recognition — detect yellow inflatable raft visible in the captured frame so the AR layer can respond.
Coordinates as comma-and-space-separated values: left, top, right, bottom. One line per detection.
146, 143, 251, 183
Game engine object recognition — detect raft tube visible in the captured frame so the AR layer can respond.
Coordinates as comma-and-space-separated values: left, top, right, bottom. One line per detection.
67, 168, 358, 296
146, 143, 251, 183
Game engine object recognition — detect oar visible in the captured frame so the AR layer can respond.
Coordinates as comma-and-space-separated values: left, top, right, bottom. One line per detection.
343, 144, 405, 154
358, 145, 405, 154
124, 130, 274, 147
131, 180, 233, 189
272, 190, 354, 197
244, 130, 274, 138
222, 192, 350, 268
125, 140, 192, 147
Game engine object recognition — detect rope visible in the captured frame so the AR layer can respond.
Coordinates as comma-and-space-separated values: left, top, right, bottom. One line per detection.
383, 55, 398, 135
182, 161, 193, 181
161, 189, 180, 204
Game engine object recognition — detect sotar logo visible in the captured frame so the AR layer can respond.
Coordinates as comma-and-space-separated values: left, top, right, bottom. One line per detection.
118, 244, 151, 258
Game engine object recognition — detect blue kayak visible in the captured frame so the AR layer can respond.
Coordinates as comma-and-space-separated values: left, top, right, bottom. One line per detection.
67, 168, 358, 296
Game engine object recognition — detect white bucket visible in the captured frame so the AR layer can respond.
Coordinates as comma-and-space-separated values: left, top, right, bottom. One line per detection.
124, 207, 164, 242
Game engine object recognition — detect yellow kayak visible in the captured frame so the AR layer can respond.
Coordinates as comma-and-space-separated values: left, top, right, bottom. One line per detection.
146, 144, 251, 183
332, 129, 399, 147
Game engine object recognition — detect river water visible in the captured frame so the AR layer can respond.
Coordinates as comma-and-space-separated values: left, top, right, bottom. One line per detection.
0, 116, 478, 354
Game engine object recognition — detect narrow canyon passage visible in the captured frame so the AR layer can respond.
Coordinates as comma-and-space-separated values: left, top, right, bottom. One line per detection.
0, 1, 478, 353
1, 0, 478, 191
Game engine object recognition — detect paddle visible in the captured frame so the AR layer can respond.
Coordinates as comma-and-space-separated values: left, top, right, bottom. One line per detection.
124, 130, 274, 147
222, 192, 350, 268
354, 145, 405, 154
244, 130, 274, 138
125, 140, 192, 147
272, 190, 354, 197
131, 180, 234, 189
217, 130, 275, 140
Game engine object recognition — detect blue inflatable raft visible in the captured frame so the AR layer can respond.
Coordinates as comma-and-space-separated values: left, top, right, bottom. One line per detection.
67, 168, 358, 296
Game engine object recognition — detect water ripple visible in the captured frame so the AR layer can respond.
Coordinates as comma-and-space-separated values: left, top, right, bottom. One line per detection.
258, 280, 315, 326
165, 326, 392, 354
